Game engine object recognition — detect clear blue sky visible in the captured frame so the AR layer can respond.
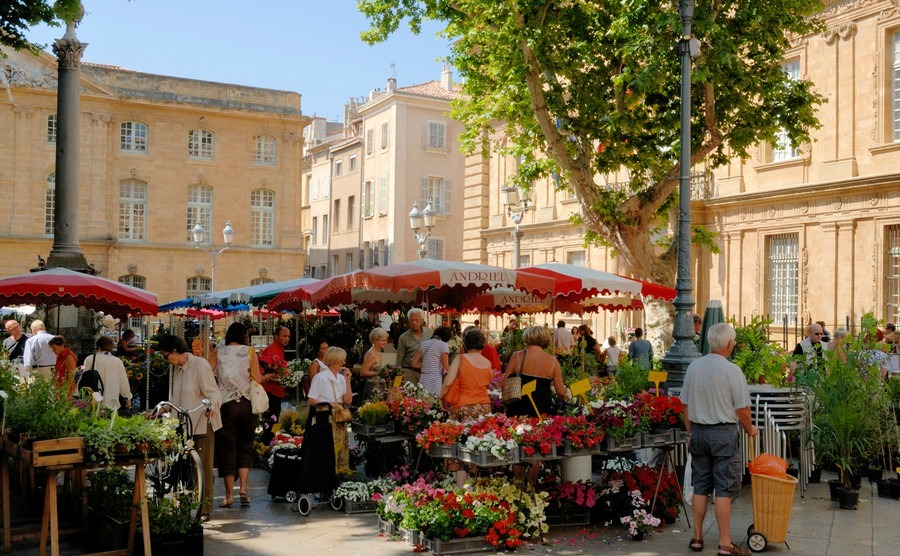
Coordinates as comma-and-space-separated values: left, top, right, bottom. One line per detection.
24, 0, 452, 123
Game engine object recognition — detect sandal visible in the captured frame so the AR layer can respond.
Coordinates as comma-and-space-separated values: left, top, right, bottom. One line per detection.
718, 543, 750, 555
240, 494, 251, 506
219, 500, 233, 508
689, 538, 704, 552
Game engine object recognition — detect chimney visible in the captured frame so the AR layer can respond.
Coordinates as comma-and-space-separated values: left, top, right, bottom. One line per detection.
440, 64, 452, 91
387, 77, 396, 91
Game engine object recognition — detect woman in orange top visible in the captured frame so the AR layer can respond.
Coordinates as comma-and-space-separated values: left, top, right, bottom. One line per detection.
48, 335, 77, 397
439, 326, 493, 486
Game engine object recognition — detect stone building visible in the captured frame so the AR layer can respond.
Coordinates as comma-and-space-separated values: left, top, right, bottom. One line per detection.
0, 46, 310, 305
464, 0, 900, 344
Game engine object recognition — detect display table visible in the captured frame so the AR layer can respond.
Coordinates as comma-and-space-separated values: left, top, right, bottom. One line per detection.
1, 437, 153, 556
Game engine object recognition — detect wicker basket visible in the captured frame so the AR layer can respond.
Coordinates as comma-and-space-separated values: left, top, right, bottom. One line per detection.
750, 472, 798, 545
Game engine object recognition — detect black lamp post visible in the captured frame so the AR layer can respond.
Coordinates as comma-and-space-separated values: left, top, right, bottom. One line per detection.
192, 221, 235, 291
662, 0, 702, 387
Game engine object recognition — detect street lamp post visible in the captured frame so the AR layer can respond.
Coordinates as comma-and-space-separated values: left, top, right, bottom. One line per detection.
192, 220, 235, 291
409, 199, 435, 259
502, 186, 532, 268
662, 0, 702, 388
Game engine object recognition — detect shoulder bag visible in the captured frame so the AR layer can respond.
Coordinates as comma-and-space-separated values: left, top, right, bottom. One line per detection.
501, 350, 524, 405
330, 381, 353, 423
442, 359, 463, 407
248, 347, 269, 415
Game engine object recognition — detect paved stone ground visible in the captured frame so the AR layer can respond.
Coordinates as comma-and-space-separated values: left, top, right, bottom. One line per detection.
10, 468, 900, 555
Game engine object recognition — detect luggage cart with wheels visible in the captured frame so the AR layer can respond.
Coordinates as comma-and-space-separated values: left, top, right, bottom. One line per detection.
290, 402, 341, 516
746, 472, 799, 552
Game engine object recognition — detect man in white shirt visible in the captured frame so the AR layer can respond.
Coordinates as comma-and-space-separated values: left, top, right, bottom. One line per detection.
552, 320, 574, 354
82, 336, 132, 411
23, 320, 57, 378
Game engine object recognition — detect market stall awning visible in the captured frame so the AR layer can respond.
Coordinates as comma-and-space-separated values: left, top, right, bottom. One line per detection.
0, 267, 158, 317
516, 262, 675, 302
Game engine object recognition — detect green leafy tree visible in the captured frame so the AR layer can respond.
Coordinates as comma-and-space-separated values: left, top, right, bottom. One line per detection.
359, 0, 825, 340
1, 1, 82, 52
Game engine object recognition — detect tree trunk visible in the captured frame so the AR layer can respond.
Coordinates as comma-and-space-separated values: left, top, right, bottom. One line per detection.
644, 297, 675, 355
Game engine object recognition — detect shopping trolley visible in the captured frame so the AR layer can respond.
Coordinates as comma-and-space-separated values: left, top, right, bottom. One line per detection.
746, 472, 799, 552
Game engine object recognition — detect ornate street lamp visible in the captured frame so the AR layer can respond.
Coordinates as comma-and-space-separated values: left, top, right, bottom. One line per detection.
502, 185, 532, 268
193, 221, 234, 291
662, 0, 702, 387
409, 199, 435, 259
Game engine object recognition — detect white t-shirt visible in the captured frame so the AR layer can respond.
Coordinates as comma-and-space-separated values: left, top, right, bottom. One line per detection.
307, 369, 347, 404
82, 352, 132, 410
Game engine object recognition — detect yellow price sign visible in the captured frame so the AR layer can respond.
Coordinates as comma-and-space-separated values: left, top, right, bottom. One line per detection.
570, 378, 592, 406
648, 371, 668, 396
521, 380, 541, 418
393, 375, 403, 389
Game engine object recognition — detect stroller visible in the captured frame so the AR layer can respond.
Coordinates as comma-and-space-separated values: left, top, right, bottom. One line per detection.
286, 402, 343, 515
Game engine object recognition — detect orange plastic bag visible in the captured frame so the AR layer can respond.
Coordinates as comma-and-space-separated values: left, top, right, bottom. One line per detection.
748, 453, 788, 479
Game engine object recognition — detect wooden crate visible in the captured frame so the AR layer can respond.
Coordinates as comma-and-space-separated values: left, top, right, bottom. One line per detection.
5, 437, 84, 467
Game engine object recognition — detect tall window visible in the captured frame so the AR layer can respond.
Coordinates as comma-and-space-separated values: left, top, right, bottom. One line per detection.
366, 128, 374, 155
379, 239, 388, 266
120, 121, 148, 152
250, 189, 275, 246
118, 179, 147, 240
44, 173, 55, 236
47, 114, 57, 144
519, 254, 531, 267
311, 216, 318, 245
311, 177, 319, 200
772, 61, 801, 160
187, 276, 212, 297
347, 196, 356, 229
427, 238, 444, 260
378, 175, 388, 215
254, 135, 276, 165
886, 225, 900, 324
766, 233, 799, 325
427, 121, 446, 149
381, 122, 389, 149
364, 180, 375, 217
335, 159, 343, 176
894, 31, 900, 141
186, 185, 213, 242
188, 129, 214, 160
421, 176, 451, 214
566, 251, 586, 267
345, 253, 354, 273
333, 200, 341, 231
349, 154, 357, 172
322, 215, 328, 241
119, 275, 146, 289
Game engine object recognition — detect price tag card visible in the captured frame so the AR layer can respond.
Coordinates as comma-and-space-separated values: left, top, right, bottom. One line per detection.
521, 380, 536, 396
393, 375, 403, 389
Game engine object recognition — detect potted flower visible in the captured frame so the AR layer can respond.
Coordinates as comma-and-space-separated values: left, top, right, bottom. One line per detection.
541, 477, 595, 526
553, 414, 603, 455
513, 417, 563, 459
279, 358, 309, 388
353, 400, 394, 435
135, 491, 203, 555
416, 420, 465, 458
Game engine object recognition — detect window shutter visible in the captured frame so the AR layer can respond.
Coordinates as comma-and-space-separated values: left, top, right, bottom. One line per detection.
420, 176, 429, 207
379, 176, 388, 214
442, 179, 451, 215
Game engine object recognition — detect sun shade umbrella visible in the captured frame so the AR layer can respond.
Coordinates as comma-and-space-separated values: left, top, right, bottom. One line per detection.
195, 276, 320, 308
0, 267, 158, 317
268, 260, 556, 312
698, 300, 726, 355
460, 289, 645, 315
516, 262, 676, 302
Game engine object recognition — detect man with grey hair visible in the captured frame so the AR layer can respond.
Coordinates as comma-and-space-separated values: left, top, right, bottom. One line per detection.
23, 319, 56, 378
681, 322, 756, 556
788, 322, 825, 380
396, 308, 432, 385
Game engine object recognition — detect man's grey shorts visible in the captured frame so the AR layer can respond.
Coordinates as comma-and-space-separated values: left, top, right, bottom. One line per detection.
689, 423, 742, 497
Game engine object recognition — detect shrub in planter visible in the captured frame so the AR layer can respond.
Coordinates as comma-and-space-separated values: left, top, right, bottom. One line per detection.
5, 374, 83, 445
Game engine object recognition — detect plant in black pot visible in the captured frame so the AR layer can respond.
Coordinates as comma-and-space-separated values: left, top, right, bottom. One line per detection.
800, 314, 887, 510
135, 492, 203, 556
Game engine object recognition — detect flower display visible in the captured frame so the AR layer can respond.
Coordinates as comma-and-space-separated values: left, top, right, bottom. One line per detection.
540, 476, 597, 517
266, 431, 303, 467
590, 398, 645, 441
388, 391, 445, 432
553, 414, 604, 450
637, 392, 685, 429
447, 335, 462, 354
357, 400, 391, 426
416, 420, 465, 450
279, 358, 309, 388
619, 489, 661, 539
513, 417, 563, 456
335, 477, 396, 502
376, 363, 404, 382
461, 414, 518, 458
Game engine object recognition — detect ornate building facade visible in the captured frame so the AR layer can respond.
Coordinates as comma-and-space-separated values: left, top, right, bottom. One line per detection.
0, 46, 310, 304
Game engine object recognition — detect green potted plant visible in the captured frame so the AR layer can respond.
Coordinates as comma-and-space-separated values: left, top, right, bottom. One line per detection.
135, 492, 203, 555
85, 468, 134, 550
4, 374, 84, 446
799, 314, 886, 509
730, 316, 791, 386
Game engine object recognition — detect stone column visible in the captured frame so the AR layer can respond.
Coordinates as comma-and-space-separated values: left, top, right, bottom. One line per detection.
46, 21, 93, 273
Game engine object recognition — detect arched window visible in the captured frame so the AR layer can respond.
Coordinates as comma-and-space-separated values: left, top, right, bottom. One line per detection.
186, 185, 213, 242
250, 188, 275, 247
120, 121, 148, 152
254, 135, 276, 165
44, 173, 55, 236
119, 179, 147, 241
188, 129, 214, 160
119, 274, 146, 289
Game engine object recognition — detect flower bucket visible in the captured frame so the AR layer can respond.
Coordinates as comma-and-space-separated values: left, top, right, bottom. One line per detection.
400, 528, 423, 546
377, 516, 397, 536
350, 421, 395, 436
561, 442, 592, 457
343, 499, 378, 514
545, 511, 591, 527
641, 429, 675, 448
521, 444, 559, 462
422, 536, 493, 555
457, 447, 519, 467
427, 444, 458, 459
604, 434, 642, 453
